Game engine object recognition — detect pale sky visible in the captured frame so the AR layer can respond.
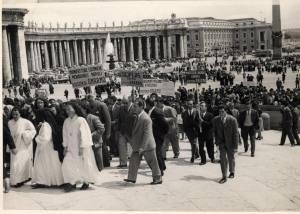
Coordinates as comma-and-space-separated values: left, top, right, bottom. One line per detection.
2, 0, 300, 29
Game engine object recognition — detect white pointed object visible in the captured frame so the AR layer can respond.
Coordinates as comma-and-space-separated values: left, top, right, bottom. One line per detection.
104, 32, 114, 56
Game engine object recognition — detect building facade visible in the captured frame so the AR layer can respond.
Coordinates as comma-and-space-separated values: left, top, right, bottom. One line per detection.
2, 9, 272, 84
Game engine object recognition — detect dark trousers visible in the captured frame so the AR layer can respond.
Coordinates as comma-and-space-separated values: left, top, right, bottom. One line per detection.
156, 143, 166, 173
241, 126, 256, 154
219, 145, 235, 178
280, 128, 295, 145
102, 139, 111, 167
292, 127, 300, 144
198, 133, 214, 163
186, 133, 199, 158
109, 130, 119, 157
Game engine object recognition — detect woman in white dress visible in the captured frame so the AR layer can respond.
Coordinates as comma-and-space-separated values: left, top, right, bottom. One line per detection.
31, 109, 64, 188
8, 107, 36, 187
62, 102, 100, 192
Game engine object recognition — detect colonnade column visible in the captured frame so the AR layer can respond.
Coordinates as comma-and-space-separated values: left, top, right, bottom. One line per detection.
154, 36, 159, 60
30, 41, 36, 72
65, 41, 71, 67
138, 37, 142, 61
163, 36, 167, 59
37, 42, 42, 70
58, 41, 64, 67
97, 39, 102, 64
146, 37, 151, 60
129, 37, 134, 62
50, 41, 57, 68
2, 27, 12, 83
82, 40, 87, 65
73, 40, 79, 66
33, 42, 39, 71
44, 41, 50, 70
113, 39, 118, 61
180, 35, 184, 58
16, 27, 29, 79
121, 37, 126, 62
183, 34, 188, 58
167, 35, 172, 59
89, 39, 95, 65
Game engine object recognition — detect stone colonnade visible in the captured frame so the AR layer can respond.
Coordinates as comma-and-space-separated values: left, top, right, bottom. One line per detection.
25, 33, 188, 72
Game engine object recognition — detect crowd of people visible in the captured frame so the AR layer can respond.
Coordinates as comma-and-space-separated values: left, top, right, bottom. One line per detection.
3, 54, 300, 194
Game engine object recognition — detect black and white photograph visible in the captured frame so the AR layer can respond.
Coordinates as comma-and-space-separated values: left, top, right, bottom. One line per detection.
1, 0, 300, 212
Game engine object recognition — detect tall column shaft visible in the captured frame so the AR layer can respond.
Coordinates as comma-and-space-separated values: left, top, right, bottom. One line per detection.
50, 41, 57, 68
154, 36, 159, 60
163, 36, 167, 59
73, 40, 79, 66
97, 39, 102, 64
2, 27, 12, 84
16, 27, 29, 80
146, 37, 151, 60
65, 41, 71, 67
89, 39, 95, 65
82, 40, 87, 65
121, 38, 126, 62
183, 34, 188, 58
138, 37, 143, 61
113, 39, 119, 61
30, 41, 36, 72
44, 42, 50, 70
167, 35, 172, 59
58, 41, 64, 67
37, 42, 42, 70
33, 42, 39, 71
180, 34, 184, 58
129, 37, 134, 61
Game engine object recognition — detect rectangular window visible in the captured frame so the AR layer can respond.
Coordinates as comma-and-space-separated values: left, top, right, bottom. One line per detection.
195, 34, 199, 41
243, 33, 247, 38
251, 32, 254, 38
187, 44, 190, 48
187, 35, 190, 41
261, 45, 265, 50
196, 44, 199, 47
236, 34, 239, 39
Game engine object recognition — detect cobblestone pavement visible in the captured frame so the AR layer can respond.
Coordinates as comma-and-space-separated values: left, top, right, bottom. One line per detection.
3, 130, 300, 211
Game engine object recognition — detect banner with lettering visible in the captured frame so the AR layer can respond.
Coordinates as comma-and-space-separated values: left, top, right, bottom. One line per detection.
139, 79, 175, 96
69, 65, 106, 88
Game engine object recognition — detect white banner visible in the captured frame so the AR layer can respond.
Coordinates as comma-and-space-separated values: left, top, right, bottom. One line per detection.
139, 79, 175, 96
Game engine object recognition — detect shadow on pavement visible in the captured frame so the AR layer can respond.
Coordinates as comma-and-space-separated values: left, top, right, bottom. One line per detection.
181, 175, 219, 183
97, 181, 148, 189
167, 158, 196, 166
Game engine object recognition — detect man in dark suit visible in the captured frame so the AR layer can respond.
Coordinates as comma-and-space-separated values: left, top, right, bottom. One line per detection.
156, 97, 180, 159
213, 105, 239, 184
124, 98, 162, 185
146, 98, 169, 176
117, 96, 135, 168
239, 100, 259, 157
108, 96, 120, 157
291, 106, 300, 145
198, 101, 215, 165
86, 95, 112, 167
279, 102, 295, 146
182, 99, 200, 163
